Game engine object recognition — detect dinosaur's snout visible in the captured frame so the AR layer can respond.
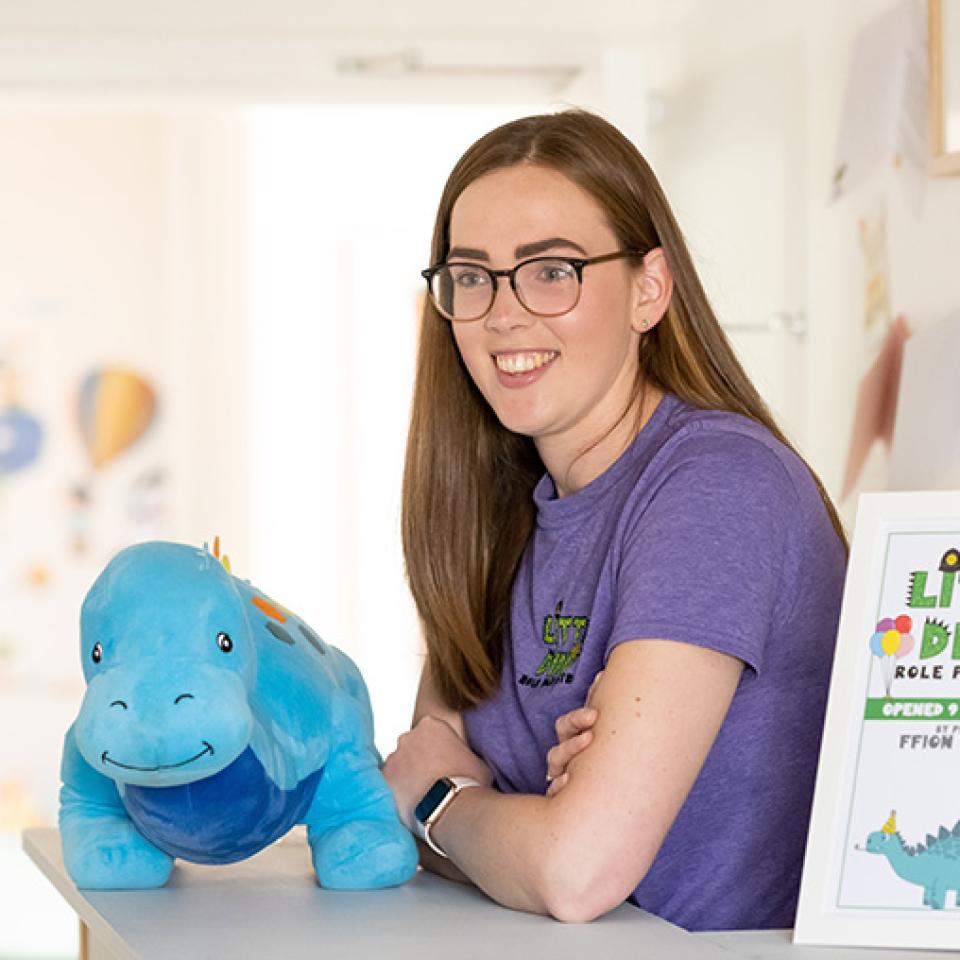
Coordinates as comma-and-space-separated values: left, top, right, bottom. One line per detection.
106, 690, 195, 713
74, 659, 253, 787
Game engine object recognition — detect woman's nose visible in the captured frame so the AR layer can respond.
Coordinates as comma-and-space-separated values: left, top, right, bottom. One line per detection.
484, 279, 535, 332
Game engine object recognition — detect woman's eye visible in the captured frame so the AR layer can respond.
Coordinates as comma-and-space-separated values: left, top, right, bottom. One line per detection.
452, 268, 488, 289
536, 263, 574, 283
91, 642, 102, 664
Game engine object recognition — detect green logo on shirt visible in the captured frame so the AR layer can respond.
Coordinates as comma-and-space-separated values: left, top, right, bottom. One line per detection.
518, 600, 589, 690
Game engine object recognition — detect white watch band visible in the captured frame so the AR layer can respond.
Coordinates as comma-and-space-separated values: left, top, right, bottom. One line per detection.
416, 776, 481, 859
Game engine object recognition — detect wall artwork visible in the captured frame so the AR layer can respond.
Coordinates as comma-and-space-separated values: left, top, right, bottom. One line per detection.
0, 357, 44, 477
840, 314, 910, 502
71, 367, 160, 554
78, 367, 157, 470
858, 206, 892, 336
831, 0, 928, 214
795, 491, 960, 950
0, 354, 167, 839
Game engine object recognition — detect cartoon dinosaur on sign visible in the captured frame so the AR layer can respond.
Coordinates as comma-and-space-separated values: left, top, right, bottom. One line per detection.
59, 539, 417, 890
865, 810, 960, 909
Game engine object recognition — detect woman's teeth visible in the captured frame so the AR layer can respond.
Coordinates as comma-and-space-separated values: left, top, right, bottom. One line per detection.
494, 351, 558, 374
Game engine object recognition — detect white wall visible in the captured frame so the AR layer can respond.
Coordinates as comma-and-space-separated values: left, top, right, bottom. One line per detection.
0, 104, 249, 958
583, 0, 960, 533
246, 104, 543, 758
800, 0, 960, 526
641, 37, 808, 449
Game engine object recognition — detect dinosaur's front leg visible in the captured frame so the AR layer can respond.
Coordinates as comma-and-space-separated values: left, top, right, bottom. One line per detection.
927, 879, 947, 910
303, 745, 417, 890
60, 731, 173, 889
61, 809, 174, 889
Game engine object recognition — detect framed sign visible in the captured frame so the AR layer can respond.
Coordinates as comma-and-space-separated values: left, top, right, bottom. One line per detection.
795, 491, 960, 950
930, 0, 960, 175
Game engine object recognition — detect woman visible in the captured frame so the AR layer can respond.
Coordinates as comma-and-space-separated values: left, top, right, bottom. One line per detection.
382, 108, 848, 931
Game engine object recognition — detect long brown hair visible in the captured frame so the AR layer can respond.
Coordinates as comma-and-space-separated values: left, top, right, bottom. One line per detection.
402, 108, 847, 711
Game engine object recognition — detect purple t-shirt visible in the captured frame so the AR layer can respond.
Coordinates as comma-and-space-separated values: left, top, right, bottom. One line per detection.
463, 391, 847, 931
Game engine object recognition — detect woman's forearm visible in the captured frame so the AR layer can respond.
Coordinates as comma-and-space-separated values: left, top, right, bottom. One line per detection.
381, 713, 607, 917
430, 787, 559, 916
416, 837, 471, 884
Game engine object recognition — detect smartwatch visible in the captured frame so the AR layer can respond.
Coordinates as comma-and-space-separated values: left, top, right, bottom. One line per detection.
413, 776, 481, 858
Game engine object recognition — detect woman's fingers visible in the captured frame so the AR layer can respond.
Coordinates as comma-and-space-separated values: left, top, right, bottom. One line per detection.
546, 729, 593, 781
586, 670, 604, 706
544, 679, 604, 796
554, 706, 598, 742
546, 772, 569, 797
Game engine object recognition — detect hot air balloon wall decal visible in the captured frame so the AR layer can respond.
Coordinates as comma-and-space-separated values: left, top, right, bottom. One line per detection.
71, 368, 160, 554
77, 369, 157, 471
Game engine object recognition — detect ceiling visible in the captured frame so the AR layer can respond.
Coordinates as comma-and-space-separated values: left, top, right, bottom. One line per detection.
0, 1, 808, 104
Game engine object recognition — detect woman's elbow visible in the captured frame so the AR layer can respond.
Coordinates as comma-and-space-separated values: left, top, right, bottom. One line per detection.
538, 843, 649, 923
543, 891, 613, 924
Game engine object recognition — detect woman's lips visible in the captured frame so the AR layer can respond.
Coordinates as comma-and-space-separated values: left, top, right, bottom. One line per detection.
492, 350, 558, 388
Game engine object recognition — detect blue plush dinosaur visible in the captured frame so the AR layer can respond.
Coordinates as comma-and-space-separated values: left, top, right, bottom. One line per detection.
59, 539, 418, 890
865, 810, 960, 909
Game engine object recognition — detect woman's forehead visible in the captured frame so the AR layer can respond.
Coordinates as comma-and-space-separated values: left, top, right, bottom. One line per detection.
448, 165, 614, 255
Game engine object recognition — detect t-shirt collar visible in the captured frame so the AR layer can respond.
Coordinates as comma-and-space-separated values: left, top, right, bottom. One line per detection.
533, 391, 679, 529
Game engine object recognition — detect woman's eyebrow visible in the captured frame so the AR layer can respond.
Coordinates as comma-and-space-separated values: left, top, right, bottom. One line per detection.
516, 237, 588, 258
446, 237, 589, 261
447, 245, 489, 261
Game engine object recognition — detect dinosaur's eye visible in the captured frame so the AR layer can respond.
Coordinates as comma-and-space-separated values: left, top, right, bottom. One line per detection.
91, 642, 103, 664
217, 632, 233, 653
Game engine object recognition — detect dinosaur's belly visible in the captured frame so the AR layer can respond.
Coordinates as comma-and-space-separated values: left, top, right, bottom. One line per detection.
120, 746, 322, 864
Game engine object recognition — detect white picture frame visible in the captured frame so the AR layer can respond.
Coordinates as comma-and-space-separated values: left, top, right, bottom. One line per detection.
795, 490, 960, 950
930, 0, 960, 175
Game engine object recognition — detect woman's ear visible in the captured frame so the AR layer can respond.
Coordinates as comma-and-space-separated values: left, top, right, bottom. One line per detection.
631, 247, 673, 334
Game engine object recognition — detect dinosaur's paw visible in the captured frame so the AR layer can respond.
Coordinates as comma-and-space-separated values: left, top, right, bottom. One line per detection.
63, 822, 174, 889
923, 885, 947, 910
310, 818, 417, 889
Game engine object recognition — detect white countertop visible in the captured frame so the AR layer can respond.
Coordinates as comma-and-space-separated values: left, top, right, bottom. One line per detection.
22, 827, 728, 960
21, 828, 957, 960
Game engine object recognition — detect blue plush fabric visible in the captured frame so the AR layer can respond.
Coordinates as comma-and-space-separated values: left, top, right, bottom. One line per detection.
121, 747, 322, 864
59, 540, 418, 890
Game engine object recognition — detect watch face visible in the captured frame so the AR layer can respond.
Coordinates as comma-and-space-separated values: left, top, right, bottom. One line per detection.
415, 778, 453, 823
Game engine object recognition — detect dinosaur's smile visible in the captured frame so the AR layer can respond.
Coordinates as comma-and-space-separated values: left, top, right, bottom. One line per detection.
101, 741, 214, 772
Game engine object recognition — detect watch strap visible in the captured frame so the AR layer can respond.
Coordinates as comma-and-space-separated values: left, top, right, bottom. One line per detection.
415, 776, 481, 859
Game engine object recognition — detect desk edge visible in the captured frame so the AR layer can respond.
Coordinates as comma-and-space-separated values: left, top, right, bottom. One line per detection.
22, 827, 140, 960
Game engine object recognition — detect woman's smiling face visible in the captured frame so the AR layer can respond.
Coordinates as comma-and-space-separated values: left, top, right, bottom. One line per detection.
447, 164, 645, 461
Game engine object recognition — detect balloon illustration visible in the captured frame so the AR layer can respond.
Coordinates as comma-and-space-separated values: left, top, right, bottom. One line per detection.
869, 614, 913, 697
881, 629, 900, 655
78, 370, 157, 470
0, 405, 43, 474
939, 548, 960, 573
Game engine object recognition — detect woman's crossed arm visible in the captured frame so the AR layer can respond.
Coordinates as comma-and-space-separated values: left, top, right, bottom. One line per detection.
383, 638, 743, 922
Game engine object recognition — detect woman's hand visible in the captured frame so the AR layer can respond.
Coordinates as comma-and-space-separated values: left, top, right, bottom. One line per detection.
382, 716, 493, 830
545, 670, 604, 797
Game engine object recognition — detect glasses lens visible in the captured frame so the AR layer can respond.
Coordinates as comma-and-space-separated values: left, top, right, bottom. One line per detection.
515, 259, 579, 316
429, 264, 493, 321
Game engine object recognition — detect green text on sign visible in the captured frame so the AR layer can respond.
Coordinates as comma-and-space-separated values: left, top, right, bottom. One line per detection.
864, 698, 960, 719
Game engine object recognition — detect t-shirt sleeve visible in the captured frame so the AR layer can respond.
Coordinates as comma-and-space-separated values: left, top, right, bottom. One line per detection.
606, 427, 802, 676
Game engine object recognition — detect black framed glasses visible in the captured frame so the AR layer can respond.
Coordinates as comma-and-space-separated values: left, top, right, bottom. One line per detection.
421, 249, 644, 322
